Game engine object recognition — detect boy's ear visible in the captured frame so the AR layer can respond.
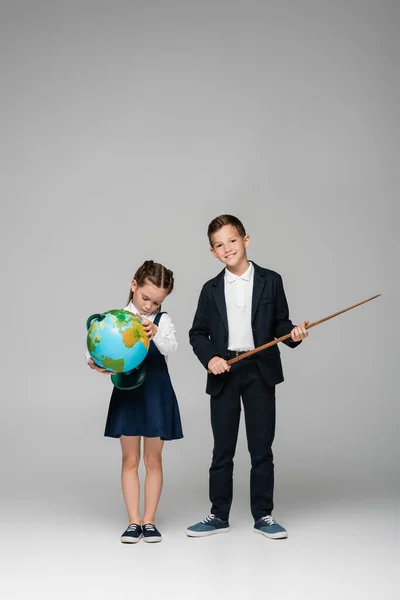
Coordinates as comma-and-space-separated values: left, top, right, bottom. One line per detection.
244, 234, 250, 248
210, 246, 217, 258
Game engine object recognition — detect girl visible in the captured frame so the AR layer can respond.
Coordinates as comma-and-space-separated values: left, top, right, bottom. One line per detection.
87, 260, 183, 543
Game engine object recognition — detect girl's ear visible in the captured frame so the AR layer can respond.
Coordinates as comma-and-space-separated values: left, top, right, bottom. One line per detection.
131, 279, 138, 293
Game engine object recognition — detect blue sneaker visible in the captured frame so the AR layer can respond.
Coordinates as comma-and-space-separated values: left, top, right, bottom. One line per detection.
254, 516, 288, 539
120, 523, 143, 543
142, 523, 162, 543
185, 514, 230, 537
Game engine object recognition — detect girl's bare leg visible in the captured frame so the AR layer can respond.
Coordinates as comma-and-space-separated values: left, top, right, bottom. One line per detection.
120, 436, 141, 524
142, 437, 164, 524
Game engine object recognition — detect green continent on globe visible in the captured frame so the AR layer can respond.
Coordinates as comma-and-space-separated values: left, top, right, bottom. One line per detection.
108, 310, 138, 334
102, 357, 125, 372
87, 331, 101, 354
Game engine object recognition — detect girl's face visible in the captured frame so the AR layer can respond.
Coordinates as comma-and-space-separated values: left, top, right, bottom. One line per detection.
131, 279, 168, 315
210, 224, 250, 269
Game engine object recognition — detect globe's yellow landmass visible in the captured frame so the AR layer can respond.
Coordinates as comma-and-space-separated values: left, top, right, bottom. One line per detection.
123, 326, 141, 348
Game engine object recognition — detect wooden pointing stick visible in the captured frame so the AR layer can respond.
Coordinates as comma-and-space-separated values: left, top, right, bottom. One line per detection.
207, 294, 382, 372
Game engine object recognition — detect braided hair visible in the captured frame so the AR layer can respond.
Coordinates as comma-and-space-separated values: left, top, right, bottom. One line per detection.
127, 260, 174, 305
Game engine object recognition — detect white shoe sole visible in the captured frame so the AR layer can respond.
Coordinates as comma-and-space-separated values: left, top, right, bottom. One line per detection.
143, 536, 162, 543
253, 528, 288, 539
121, 535, 143, 543
185, 527, 230, 537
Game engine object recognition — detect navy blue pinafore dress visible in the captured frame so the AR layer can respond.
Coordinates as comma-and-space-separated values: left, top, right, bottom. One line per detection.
104, 312, 183, 441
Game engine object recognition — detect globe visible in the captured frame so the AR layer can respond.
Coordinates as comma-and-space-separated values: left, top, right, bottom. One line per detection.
86, 309, 149, 373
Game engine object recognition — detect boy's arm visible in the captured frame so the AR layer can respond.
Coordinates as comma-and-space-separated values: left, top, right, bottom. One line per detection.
189, 286, 219, 369
274, 274, 302, 348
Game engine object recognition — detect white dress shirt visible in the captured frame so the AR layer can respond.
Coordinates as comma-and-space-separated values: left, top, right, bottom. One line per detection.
224, 261, 255, 351
86, 300, 177, 361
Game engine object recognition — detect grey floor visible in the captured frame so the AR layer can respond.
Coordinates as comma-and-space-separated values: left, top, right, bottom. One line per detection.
1, 478, 398, 600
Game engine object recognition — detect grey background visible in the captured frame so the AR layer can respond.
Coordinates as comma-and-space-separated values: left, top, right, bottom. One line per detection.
1, 1, 398, 598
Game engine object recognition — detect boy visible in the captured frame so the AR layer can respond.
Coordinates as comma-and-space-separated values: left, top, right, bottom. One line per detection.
186, 215, 308, 539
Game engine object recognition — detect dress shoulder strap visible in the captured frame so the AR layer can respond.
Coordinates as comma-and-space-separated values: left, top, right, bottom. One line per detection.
153, 311, 165, 327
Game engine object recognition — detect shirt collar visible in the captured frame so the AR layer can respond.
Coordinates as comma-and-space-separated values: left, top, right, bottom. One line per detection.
225, 261, 254, 283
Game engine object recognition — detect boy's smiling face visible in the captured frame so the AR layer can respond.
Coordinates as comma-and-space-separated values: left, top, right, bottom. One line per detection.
210, 224, 250, 271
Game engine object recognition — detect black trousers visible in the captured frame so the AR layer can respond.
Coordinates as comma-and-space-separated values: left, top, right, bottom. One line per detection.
209, 358, 276, 521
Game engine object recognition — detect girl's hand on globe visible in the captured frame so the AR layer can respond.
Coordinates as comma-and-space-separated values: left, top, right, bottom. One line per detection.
137, 314, 158, 341
87, 358, 115, 375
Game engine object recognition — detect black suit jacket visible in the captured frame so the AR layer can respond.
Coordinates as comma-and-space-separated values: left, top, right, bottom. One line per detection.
189, 262, 301, 396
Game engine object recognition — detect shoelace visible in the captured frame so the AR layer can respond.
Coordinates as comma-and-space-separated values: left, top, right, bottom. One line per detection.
261, 516, 277, 526
201, 514, 217, 524
144, 524, 156, 531
127, 524, 139, 532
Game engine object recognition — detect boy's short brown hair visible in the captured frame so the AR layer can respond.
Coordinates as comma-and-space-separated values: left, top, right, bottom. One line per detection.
207, 214, 247, 245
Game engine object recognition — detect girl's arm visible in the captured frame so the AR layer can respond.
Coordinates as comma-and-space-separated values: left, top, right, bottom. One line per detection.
152, 313, 178, 355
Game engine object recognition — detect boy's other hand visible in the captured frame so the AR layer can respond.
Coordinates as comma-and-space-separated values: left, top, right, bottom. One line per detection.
290, 320, 309, 342
208, 356, 231, 375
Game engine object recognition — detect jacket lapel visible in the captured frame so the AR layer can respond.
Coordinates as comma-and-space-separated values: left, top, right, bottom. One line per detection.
251, 263, 266, 323
212, 271, 228, 334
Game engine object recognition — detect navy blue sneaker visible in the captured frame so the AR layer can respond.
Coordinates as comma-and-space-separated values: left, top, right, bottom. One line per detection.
120, 523, 143, 543
185, 514, 230, 537
254, 516, 288, 539
142, 523, 162, 543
